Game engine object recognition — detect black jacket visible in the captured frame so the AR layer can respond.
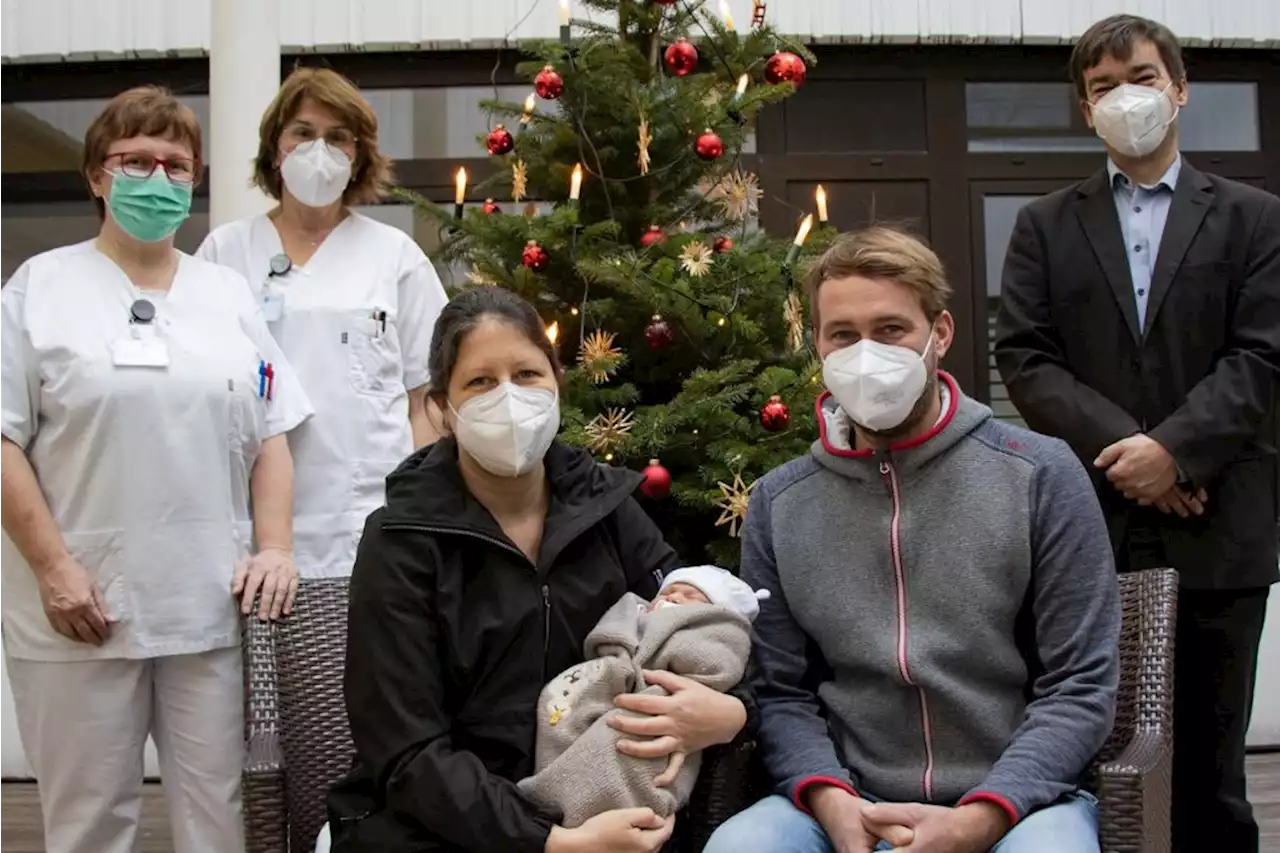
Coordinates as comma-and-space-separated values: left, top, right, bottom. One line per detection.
329, 439, 682, 852
994, 162, 1280, 589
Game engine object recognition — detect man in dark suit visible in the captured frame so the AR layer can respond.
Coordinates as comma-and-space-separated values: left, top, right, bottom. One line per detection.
994, 14, 1279, 852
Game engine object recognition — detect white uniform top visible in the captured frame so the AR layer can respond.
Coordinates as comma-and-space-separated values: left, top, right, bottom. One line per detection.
196, 212, 448, 578
1, 242, 312, 662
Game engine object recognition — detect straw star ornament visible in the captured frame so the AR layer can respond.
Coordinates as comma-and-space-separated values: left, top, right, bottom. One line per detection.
578, 330, 623, 383
679, 242, 713, 278
585, 408, 635, 453
714, 473, 757, 537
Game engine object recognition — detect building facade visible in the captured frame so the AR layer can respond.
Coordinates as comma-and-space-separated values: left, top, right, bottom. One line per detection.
2, 0, 1278, 776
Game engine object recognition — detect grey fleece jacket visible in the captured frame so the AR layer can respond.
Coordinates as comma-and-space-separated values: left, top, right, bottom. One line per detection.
743, 374, 1121, 825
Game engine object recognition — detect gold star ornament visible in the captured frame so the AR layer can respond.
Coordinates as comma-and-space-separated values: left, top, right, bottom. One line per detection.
784, 290, 805, 352
584, 408, 635, 453
638, 118, 652, 176
715, 472, 757, 538
512, 159, 529, 201
578, 330, 623, 383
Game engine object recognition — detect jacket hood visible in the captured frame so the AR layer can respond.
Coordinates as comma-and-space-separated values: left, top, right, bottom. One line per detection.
811, 371, 993, 482
381, 438, 643, 531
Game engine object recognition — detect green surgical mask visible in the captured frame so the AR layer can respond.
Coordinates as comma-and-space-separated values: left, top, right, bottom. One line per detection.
106, 171, 193, 243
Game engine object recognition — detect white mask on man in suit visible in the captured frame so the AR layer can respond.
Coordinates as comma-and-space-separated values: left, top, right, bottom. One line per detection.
1089, 82, 1178, 159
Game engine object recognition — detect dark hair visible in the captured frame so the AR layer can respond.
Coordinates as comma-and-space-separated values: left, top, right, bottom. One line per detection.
1070, 15, 1185, 100
426, 286, 563, 400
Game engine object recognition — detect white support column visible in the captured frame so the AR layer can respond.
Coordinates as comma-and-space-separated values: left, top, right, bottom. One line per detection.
209, 0, 281, 228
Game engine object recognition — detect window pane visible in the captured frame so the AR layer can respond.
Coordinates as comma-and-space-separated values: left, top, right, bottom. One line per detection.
982, 194, 1042, 427
966, 81, 1259, 153
2, 98, 211, 174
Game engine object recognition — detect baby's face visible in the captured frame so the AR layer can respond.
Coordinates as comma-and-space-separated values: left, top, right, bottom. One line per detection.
652, 582, 711, 608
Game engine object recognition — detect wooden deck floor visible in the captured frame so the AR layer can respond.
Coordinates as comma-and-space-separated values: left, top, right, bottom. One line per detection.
3, 752, 1279, 851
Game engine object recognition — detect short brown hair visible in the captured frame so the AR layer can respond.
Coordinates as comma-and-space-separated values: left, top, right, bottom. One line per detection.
81, 86, 204, 218
804, 226, 952, 325
253, 67, 392, 205
1070, 15, 1185, 100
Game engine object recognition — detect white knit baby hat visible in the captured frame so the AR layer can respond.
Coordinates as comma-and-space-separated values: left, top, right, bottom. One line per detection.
659, 566, 772, 622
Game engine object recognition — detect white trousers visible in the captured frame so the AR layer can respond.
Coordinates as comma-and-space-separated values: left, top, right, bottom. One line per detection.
5, 646, 245, 853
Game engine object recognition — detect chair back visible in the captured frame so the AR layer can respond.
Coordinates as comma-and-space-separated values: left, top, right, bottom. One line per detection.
264, 578, 355, 850
1094, 568, 1177, 766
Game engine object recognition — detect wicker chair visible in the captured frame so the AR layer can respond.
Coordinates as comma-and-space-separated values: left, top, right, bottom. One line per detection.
242, 568, 1177, 853
241, 577, 758, 853
1092, 567, 1178, 852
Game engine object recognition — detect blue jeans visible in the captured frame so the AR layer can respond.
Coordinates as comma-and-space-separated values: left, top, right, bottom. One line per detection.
702, 791, 1099, 853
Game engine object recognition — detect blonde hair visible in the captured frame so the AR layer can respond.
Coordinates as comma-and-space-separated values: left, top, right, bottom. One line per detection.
804, 226, 952, 323
253, 67, 392, 205
82, 86, 203, 219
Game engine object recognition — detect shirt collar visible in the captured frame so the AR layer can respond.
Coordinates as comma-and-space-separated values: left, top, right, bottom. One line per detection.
1108, 155, 1182, 192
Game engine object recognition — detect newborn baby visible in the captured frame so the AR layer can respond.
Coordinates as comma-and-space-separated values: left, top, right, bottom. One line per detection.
518, 566, 768, 828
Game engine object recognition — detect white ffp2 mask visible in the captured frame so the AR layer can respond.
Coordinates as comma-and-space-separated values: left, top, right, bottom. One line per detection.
280, 140, 353, 207
822, 335, 932, 432
1090, 83, 1177, 159
452, 383, 560, 477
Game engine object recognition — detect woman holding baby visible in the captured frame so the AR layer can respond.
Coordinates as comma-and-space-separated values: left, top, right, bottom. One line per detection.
328, 286, 751, 852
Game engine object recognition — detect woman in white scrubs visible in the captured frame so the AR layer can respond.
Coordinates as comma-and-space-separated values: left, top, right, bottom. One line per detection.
198, 68, 448, 579
0, 87, 311, 853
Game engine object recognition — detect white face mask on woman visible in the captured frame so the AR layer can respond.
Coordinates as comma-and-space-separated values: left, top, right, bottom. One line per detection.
452, 383, 561, 477
280, 139, 352, 207
1090, 82, 1178, 159
822, 334, 933, 432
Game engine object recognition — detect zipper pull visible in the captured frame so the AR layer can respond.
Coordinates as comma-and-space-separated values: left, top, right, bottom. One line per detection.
542, 585, 551, 655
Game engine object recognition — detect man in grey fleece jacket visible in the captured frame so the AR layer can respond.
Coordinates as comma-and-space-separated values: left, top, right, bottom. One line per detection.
705, 226, 1121, 853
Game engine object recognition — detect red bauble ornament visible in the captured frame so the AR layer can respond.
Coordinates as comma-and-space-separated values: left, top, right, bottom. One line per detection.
486, 125, 515, 156
534, 65, 565, 100
764, 51, 807, 87
695, 128, 724, 161
760, 395, 791, 432
663, 39, 699, 77
521, 240, 550, 271
640, 458, 672, 499
644, 314, 674, 350
482, 198, 501, 215
712, 236, 734, 253
639, 225, 667, 247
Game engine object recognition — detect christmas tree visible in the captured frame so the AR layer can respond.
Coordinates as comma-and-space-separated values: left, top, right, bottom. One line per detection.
405, 0, 829, 565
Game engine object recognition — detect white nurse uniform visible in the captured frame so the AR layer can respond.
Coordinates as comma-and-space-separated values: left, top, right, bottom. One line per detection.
197, 211, 447, 578
1, 241, 312, 853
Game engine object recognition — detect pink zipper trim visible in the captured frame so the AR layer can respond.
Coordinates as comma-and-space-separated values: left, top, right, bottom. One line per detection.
880, 460, 937, 802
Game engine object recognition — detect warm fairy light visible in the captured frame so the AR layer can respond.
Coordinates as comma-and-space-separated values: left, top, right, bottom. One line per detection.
793, 213, 813, 247
815, 185, 828, 223
720, 0, 736, 30
522, 93, 537, 123
735, 73, 749, 97
454, 167, 467, 206
559, 0, 570, 25
546, 321, 560, 344
569, 163, 583, 201
605, 452, 614, 461
570, 305, 580, 316
718, 316, 727, 326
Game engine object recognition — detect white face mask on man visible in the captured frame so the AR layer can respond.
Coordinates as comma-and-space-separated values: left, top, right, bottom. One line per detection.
280, 139, 353, 207
822, 333, 933, 432
451, 383, 561, 478
1089, 82, 1178, 159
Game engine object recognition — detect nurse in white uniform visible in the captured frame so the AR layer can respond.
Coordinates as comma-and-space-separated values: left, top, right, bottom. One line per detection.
198, 68, 448, 579
0, 87, 312, 853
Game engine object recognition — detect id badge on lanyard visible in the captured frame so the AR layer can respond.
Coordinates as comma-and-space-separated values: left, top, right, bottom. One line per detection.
261, 253, 291, 323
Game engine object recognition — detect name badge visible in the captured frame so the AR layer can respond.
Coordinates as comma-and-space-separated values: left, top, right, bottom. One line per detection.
111, 325, 169, 368
261, 291, 285, 323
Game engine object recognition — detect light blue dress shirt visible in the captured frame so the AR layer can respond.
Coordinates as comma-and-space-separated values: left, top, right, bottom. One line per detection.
1107, 156, 1181, 330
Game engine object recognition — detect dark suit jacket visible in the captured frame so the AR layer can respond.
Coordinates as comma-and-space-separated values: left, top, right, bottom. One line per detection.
994, 160, 1280, 589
